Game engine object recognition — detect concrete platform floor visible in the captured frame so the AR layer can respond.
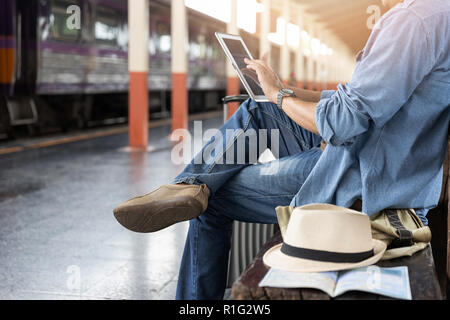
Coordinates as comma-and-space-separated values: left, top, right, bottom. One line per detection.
0, 117, 223, 300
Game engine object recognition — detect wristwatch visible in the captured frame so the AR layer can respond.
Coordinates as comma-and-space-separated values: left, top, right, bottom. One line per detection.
277, 88, 296, 110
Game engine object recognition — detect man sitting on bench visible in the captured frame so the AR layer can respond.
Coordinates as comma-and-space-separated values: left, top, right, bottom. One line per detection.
114, 0, 450, 300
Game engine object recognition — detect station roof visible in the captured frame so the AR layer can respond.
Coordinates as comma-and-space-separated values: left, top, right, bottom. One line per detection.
278, 0, 389, 54
163, 0, 389, 55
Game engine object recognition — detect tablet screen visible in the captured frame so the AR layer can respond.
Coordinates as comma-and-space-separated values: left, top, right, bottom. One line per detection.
222, 38, 265, 97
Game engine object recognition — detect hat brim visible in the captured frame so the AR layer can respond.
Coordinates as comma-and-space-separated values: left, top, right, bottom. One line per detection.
263, 239, 387, 273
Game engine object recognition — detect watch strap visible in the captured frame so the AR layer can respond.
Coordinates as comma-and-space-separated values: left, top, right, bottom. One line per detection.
277, 89, 295, 110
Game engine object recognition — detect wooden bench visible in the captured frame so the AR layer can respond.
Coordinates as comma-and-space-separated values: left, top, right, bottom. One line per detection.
232, 137, 450, 300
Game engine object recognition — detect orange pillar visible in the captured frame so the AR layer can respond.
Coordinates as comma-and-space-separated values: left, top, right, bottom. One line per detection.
129, 72, 149, 148
172, 73, 188, 131
171, 0, 188, 132
0, 37, 15, 89
128, 0, 149, 149
226, 77, 240, 118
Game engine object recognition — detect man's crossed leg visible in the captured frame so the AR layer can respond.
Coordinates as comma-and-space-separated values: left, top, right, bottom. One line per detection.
114, 99, 323, 299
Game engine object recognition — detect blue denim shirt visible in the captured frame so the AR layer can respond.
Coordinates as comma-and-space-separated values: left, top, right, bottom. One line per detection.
292, 0, 450, 224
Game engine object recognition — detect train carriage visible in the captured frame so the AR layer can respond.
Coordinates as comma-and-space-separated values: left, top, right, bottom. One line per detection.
0, 0, 264, 138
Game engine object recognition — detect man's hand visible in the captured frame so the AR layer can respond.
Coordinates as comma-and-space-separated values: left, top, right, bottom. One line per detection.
246, 53, 319, 134
244, 53, 283, 103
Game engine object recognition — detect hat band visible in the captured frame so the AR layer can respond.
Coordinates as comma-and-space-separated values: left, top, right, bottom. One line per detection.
281, 243, 374, 263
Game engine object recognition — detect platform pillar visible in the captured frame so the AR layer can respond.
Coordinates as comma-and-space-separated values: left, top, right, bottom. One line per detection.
295, 10, 305, 89
317, 29, 325, 91
330, 37, 339, 89
128, 0, 149, 149
280, 0, 290, 85
259, 0, 271, 59
226, 0, 240, 118
327, 36, 336, 90
337, 43, 345, 85
305, 22, 315, 91
171, 0, 188, 132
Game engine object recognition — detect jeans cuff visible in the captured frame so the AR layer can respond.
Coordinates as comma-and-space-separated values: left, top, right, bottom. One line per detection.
172, 174, 203, 186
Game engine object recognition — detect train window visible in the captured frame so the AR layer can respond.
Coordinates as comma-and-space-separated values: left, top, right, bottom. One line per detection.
95, 6, 119, 46
211, 40, 221, 60
50, 0, 81, 41
155, 21, 171, 53
198, 35, 206, 59
189, 42, 201, 60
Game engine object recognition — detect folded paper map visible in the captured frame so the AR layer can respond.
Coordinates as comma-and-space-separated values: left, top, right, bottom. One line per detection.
259, 266, 412, 300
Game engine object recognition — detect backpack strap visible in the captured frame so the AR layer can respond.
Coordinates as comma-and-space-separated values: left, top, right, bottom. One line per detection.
384, 209, 414, 248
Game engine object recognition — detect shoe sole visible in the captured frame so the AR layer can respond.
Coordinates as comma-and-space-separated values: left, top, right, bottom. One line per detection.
113, 195, 204, 233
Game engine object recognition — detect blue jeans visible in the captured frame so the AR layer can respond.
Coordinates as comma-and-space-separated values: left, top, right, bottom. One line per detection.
174, 99, 323, 300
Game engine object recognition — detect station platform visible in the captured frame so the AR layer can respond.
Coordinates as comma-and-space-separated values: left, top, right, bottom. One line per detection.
0, 115, 223, 300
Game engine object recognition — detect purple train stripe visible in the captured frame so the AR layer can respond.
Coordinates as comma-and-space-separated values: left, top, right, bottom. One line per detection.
0, 36, 15, 49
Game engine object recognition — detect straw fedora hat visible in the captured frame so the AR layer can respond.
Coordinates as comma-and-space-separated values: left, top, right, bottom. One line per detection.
263, 204, 387, 273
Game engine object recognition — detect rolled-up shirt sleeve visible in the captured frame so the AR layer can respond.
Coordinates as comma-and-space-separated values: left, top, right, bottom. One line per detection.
315, 8, 434, 147
316, 87, 371, 146
320, 90, 336, 100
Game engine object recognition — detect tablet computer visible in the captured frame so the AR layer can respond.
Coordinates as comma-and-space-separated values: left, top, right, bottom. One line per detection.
215, 32, 269, 102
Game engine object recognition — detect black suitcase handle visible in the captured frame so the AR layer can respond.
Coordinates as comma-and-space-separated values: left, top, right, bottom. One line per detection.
222, 95, 249, 123
222, 95, 249, 105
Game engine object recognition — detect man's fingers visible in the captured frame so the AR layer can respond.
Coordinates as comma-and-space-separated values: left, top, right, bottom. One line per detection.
245, 60, 262, 70
245, 57, 265, 67
253, 59, 265, 66
244, 58, 258, 65
246, 64, 260, 72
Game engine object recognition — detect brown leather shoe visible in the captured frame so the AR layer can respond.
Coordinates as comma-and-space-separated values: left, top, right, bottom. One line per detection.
113, 184, 210, 233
